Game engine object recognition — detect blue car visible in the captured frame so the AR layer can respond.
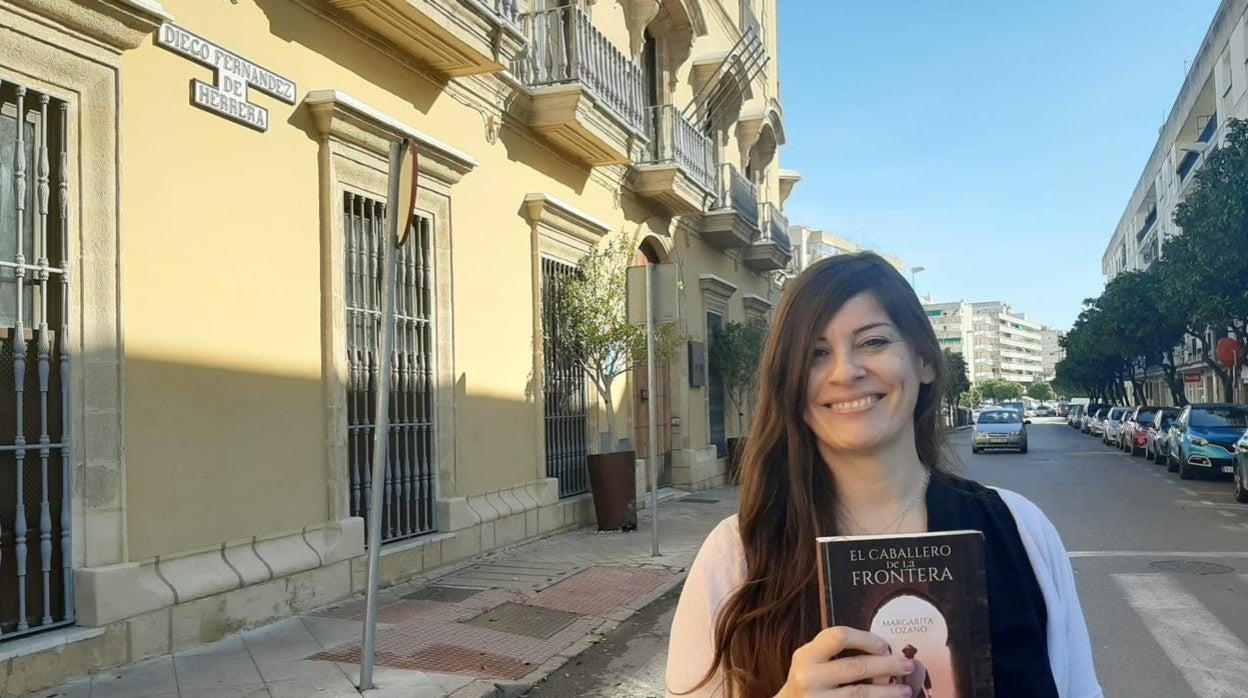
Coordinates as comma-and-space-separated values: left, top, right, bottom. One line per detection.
1166, 403, 1248, 480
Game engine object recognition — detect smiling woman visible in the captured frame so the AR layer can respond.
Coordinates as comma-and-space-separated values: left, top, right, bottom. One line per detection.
665, 253, 1102, 698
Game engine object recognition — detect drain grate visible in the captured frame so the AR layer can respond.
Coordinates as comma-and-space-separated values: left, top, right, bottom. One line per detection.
1150, 560, 1234, 575
677, 497, 721, 504
460, 602, 582, 640
403, 585, 482, 603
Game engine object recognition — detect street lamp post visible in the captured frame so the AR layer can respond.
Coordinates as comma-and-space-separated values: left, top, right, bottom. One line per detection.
910, 266, 926, 289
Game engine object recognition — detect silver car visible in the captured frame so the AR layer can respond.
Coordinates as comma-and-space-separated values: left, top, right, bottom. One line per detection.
1102, 406, 1129, 446
972, 409, 1030, 454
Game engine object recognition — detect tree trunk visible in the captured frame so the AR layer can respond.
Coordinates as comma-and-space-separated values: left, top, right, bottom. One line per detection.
1161, 350, 1188, 406
598, 373, 616, 453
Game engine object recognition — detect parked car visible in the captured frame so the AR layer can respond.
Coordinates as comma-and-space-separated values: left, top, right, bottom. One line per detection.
1067, 404, 1085, 428
1121, 406, 1162, 456
1166, 403, 1248, 480
1081, 404, 1109, 433
1146, 408, 1182, 464
1101, 406, 1130, 446
1088, 408, 1109, 437
1233, 431, 1248, 503
972, 408, 1030, 454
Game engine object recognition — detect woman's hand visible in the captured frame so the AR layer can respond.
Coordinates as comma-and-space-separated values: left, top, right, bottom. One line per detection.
775, 627, 915, 697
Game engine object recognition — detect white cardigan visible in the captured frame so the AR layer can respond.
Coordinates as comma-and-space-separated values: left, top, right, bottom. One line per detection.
665, 488, 1103, 697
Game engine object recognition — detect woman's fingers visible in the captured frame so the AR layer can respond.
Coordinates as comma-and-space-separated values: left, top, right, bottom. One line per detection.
796, 626, 892, 663
821, 654, 915, 687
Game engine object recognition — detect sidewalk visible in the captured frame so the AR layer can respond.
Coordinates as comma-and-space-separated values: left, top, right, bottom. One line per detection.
26, 488, 739, 698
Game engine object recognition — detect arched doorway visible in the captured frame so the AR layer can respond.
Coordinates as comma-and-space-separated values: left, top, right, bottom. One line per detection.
631, 235, 673, 488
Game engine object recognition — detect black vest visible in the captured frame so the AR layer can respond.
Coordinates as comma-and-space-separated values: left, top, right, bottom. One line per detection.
925, 473, 1061, 698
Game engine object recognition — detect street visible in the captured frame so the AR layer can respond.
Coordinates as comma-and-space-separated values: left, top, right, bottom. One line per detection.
527, 420, 1248, 697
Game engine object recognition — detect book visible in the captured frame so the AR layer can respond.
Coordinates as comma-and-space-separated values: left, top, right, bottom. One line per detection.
815, 530, 993, 698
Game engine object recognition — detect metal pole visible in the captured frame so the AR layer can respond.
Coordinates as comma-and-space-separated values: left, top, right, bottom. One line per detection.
359, 140, 405, 692
646, 262, 660, 557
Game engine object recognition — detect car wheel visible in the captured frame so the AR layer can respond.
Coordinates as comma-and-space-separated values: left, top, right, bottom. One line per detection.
1145, 445, 1153, 460
1236, 464, 1248, 504
1132, 445, 1143, 457
1179, 457, 1195, 480
972, 447, 981, 454
1167, 451, 1179, 473
1019, 441, 1028, 454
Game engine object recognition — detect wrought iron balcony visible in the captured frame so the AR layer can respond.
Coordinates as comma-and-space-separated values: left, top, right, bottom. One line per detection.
322, 0, 525, 78
632, 105, 715, 213
744, 202, 793, 272
701, 164, 759, 251
513, 5, 647, 165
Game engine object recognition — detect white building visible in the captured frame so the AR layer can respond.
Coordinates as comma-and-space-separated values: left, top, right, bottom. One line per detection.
1040, 327, 1066, 382
1102, 0, 1248, 404
924, 301, 1045, 386
787, 225, 905, 276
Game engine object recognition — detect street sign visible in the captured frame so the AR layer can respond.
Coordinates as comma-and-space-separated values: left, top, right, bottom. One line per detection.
1217, 337, 1243, 368
1184, 373, 1202, 384
627, 263, 678, 326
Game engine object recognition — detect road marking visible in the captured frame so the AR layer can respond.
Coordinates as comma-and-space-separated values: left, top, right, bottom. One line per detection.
1115, 573, 1248, 698
1070, 551, 1248, 558
1180, 487, 1198, 496
1220, 511, 1237, 518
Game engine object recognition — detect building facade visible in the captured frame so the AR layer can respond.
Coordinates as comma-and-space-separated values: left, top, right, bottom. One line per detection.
1101, 0, 1248, 405
1040, 326, 1065, 383
0, 0, 795, 690
786, 225, 905, 275
924, 301, 1045, 386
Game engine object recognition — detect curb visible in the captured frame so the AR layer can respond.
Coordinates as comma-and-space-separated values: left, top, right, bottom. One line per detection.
450, 570, 691, 698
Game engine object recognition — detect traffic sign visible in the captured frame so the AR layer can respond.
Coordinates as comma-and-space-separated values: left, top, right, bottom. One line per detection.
1217, 337, 1243, 368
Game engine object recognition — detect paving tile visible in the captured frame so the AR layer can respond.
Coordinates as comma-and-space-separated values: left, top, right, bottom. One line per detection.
178, 686, 272, 698
300, 615, 372, 650
243, 617, 323, 664
89, 655, 179, 698
265, 670, 361, 698
21, 679, 92, 698
173, 640, 265, 691
255, 657, 346, 684
528, 566, 676, 617
174, 634, 248, 657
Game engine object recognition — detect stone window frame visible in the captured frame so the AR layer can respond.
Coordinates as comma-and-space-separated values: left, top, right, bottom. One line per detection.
698, 273, 737, 321
305, 89, 476, 526
0, 0, 171, 583
741, 293, 771, 326
521, 193, 611, 470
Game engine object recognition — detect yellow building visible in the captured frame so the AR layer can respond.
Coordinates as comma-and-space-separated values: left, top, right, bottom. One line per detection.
0, 0, 795, 690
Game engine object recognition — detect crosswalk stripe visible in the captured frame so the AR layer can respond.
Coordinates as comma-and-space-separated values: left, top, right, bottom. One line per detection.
1114, 573, 1248, 698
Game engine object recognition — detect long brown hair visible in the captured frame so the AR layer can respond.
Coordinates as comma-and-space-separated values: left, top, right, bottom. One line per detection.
695, 252, 953, 697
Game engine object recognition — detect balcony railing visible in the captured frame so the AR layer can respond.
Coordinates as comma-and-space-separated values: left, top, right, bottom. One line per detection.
643, 105, 715, 193
494, 0, 520, 26
758, 203, 791, 252
515, 6, 647, 136
715, 163, 759, 224
1177, 150, 1200, 181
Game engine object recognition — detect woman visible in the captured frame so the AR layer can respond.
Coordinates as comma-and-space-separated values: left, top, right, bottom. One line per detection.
666, 253, 1100, 698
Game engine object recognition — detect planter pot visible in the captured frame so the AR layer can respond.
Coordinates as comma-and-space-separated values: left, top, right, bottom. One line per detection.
587, 450, 637, 531
727, 438, 747, 485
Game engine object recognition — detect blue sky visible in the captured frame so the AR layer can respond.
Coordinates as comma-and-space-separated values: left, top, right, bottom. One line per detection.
778, 0, 1222, 330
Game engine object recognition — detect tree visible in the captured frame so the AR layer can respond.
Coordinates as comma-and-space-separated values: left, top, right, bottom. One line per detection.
942, 350, 971, 425
709, 321, 768, 440
1166, 118, 1248, 401
976, 379, 1023, 402
555, 233, 685, 452
1027, 382, 1055, 401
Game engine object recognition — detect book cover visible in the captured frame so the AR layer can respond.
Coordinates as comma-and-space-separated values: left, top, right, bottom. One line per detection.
815, 530, 993, 698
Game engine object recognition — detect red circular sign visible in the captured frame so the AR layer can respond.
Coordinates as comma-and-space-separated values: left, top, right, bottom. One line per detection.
1217, 337, 1244, 368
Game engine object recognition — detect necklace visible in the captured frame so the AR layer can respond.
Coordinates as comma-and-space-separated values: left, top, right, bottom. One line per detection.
838, 470, 931, 536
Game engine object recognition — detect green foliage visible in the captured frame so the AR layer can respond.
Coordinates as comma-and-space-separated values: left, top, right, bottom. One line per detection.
709, 321, 768, 437
976, 379, 1023, 402
1026, 382, 1055, 401
555, 233, 687, 448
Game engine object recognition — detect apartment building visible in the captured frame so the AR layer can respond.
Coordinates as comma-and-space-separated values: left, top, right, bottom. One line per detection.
1040, 327, 1066, 382
924, 301, 1045, 386
1102, 0, 1248, 404
786, 225, 906, 275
